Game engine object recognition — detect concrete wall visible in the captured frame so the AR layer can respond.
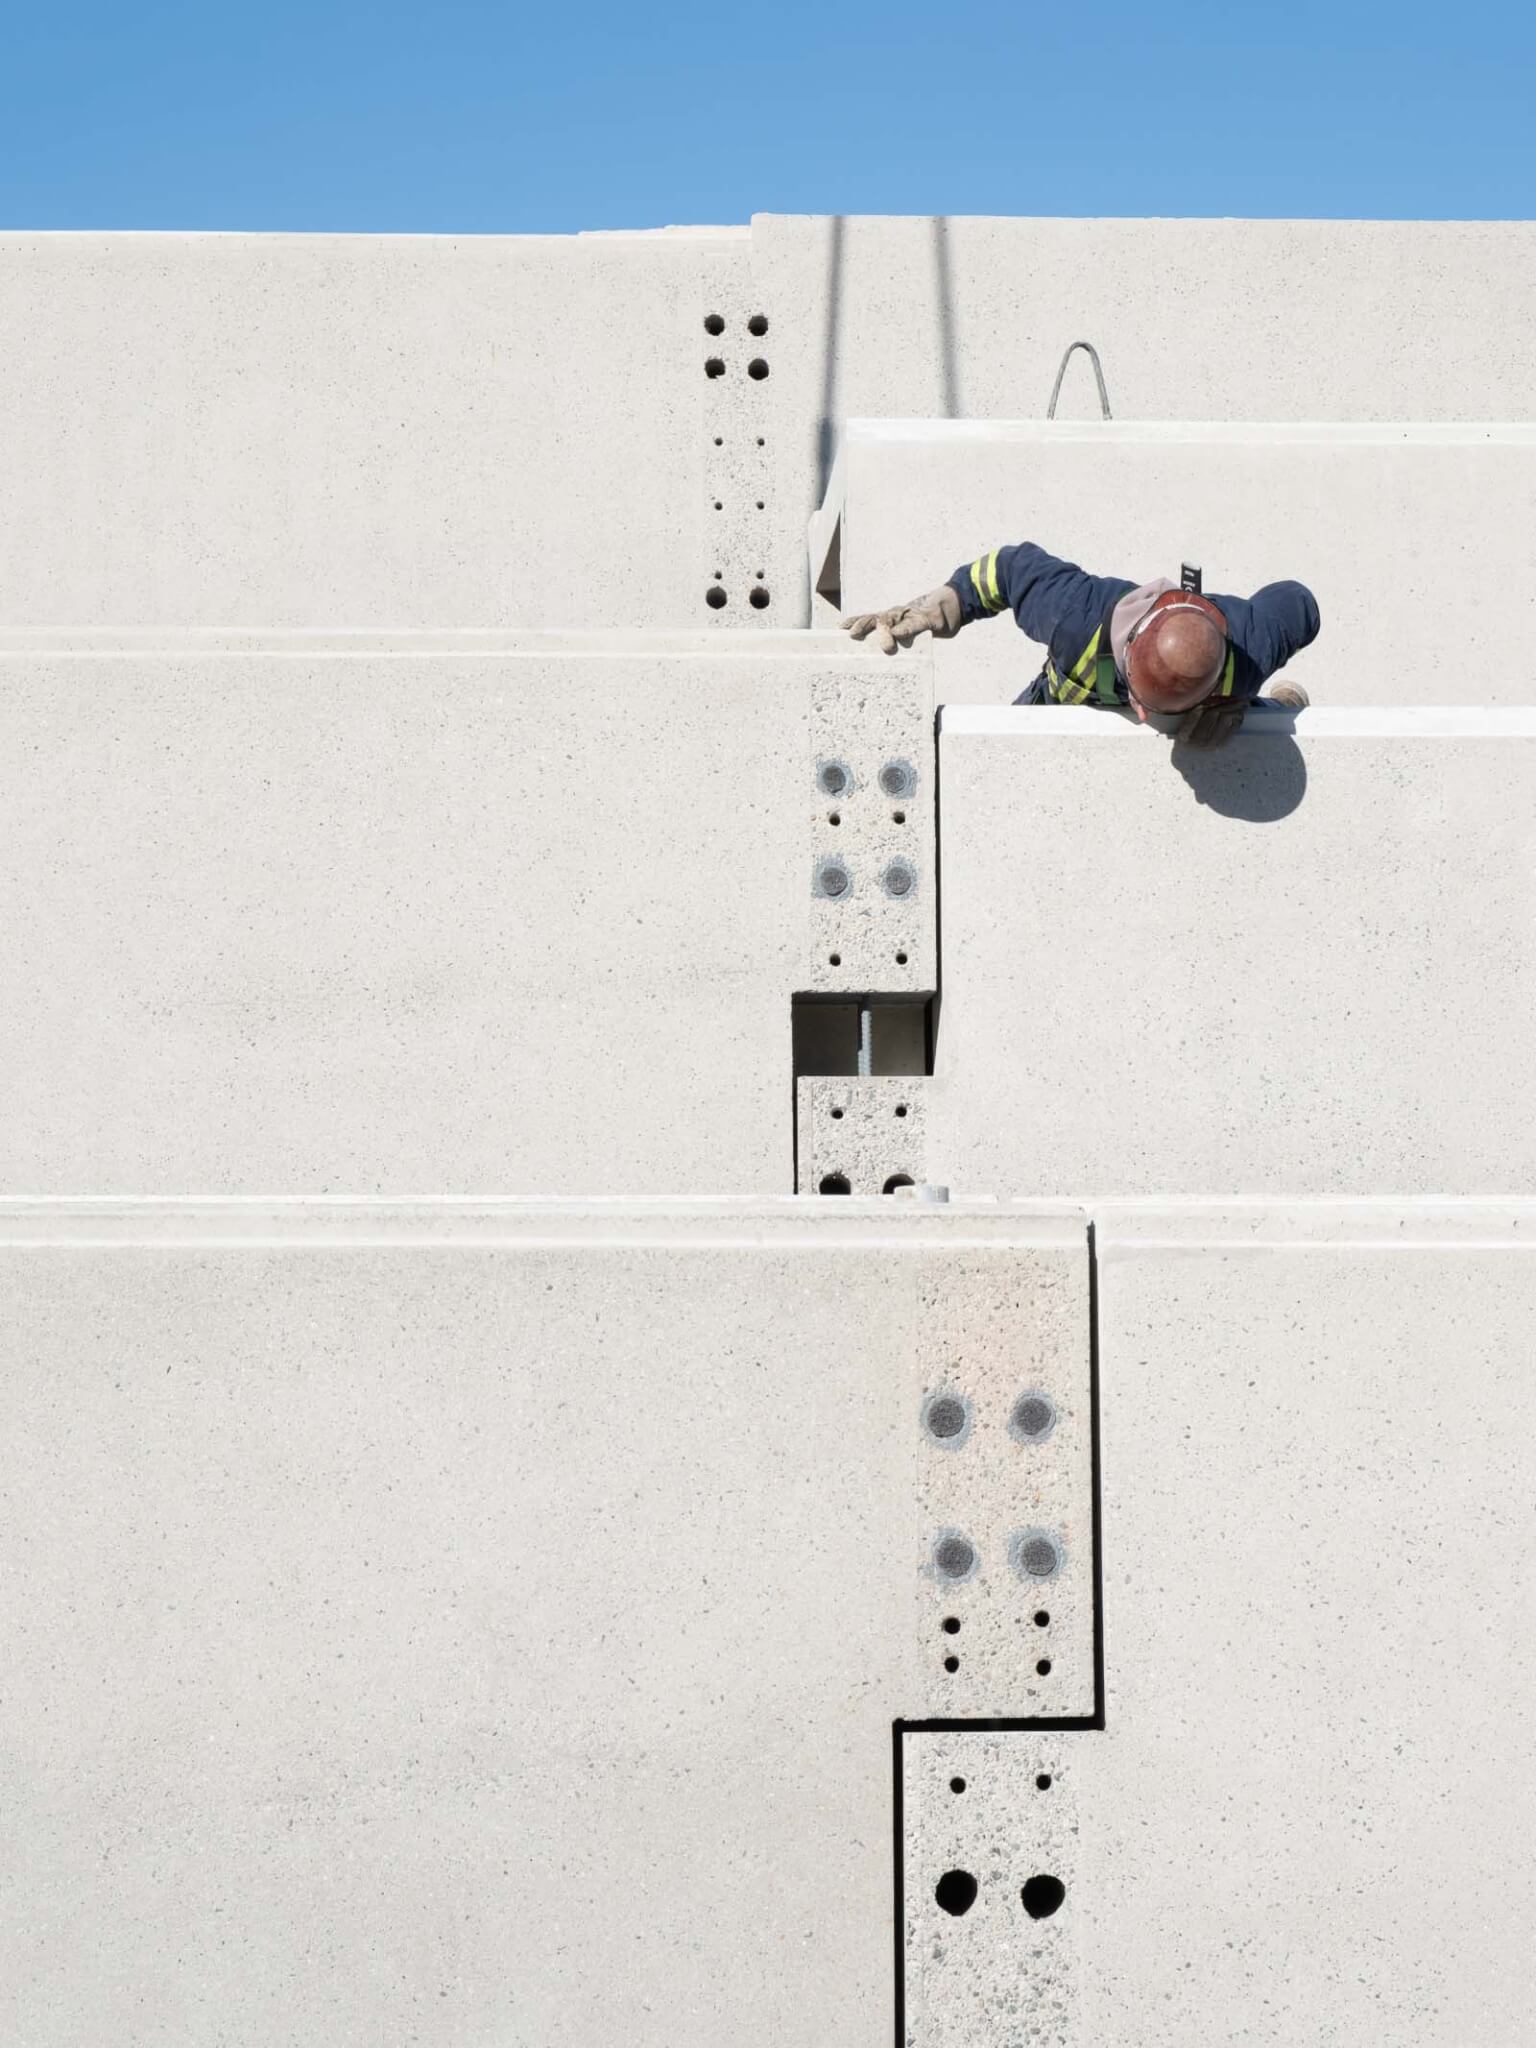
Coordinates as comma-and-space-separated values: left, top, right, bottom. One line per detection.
0, 1199, 1087, 2047
6, 218, 1534, 628
816, 419, 1536, 704
930, 706, 1536, 1198
0, 633, 934, 1195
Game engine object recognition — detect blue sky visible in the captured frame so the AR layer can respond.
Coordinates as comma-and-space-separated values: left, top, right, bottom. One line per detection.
3, 0, 1532, 230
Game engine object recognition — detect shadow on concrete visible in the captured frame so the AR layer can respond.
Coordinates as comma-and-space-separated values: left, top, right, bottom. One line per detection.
932, 215, 959, 419
814, 215, 846, 501
1169, 719, 1308, 822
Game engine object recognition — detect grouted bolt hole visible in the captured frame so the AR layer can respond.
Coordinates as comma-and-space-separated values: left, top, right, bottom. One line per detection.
749, 586, 771, 610
935, 1869, 978, 1917
1021, 1875, 1066, 1921
883, 1173, 915, 1194
1035, 1773, 1053, 1792
933, 1533, 977, 1580
819, 761, 849, 796
1033, 1610, 1050, 1627
747, 312, 769, 336
705, 585, 728, 609
704, 312, 726, 335
943, 1654, 959, 1673
941, 1616, 960, 1634
818, 1173, 851, 1195
705, 356, 726, 378
922, 1394, 969, 1443
1036, 1658, 1052, 1676
949, 1776, 966, 1795
747, 357, 770, 380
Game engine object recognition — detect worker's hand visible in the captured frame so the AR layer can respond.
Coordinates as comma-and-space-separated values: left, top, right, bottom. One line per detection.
841, 585, 964, 655
1173, 697, 1246, 750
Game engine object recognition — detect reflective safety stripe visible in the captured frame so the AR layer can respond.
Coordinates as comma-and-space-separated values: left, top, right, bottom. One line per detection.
1217, 647, 1236, 698
969, 549, 1004, 614
983, 549, 1001, 610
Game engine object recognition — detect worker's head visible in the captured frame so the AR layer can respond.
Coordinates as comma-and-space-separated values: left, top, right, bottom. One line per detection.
1125, 592, 1228, 719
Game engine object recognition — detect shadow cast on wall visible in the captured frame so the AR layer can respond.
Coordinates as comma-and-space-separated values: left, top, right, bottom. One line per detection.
1169, 717, 1308, 823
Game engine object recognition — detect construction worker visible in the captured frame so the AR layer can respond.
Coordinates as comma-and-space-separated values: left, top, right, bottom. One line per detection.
841, 542, 1319, 748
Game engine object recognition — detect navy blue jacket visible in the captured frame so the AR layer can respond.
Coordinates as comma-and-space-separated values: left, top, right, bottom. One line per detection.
947, 543, 1320, 704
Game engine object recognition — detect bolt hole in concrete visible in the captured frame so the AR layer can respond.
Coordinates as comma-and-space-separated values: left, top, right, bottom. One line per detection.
1021, 1876, 1066, 1921
1036, 1658, 1052, 1676
747, 357, 770, 379
1011, 1392, 1057, 1442
747, 312, 769, 335
935, 1871, 978, 1917
943, 1655, 960, 1674
893, 809, 906, 824
879, 759, 916, 798
1033, 1610, 1050, 1627
1035, 1774, 1053, 1792
704, 311, 726, 334
922, 1395, 969, 1442
941, 1616, 960, 1634
830, 1106, 845, 1120
818, 1174, 851, 1195
894, 1103, 909, 1118
713, 500, 723, 511
828, 811, 841, 826
883, 1173, 915, 1194
934, 1534, 977, 1581
705, 356, 726, 378
819, 761, 849, 795
755, 499, 765, 510
828, 953, 841, 967
1014, 1531, 1062, 1580
895, 951, 908, 965
883, 860, 914, 897
749, 586, 771, 609
949, 1777, 966, 1795
713, 435, 723, 446
705, 585, 728, 609
756, 435, 765, 446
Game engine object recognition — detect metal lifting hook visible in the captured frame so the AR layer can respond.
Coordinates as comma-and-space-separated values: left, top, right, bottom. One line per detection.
1046, 340, 1113, 421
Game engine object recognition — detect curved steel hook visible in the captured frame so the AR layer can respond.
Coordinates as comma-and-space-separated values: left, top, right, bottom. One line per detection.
1046, 340, 1112, 421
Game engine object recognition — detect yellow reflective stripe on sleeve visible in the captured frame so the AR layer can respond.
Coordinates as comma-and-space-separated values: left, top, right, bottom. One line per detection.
1218, 648, 1235, 698
969, 560, 987, 609
983, 549, 1001, 610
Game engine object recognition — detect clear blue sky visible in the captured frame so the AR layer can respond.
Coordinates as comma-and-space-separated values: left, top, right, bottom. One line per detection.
3, 0, 1532, 231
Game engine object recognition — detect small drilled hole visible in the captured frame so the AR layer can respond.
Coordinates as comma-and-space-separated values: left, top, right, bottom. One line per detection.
893, 809, 906, 823
1036, 1658, 1052, 1676
943, 1654, 959, 1673
755, 500, 765, 510
894, 1104, 908, 1118
756, 436, 765, 446
749, 586, 771, 610
705, 585, 728, 610
941, 1616, 960, 1634
830, 1106, 844, 1120
895, 951, 908, 965
949, 1776, 966, 1795
828, 953, 841, 967
1036, 1773, 1052, 1791
1022, 1875, 1066, 1921
818, 1174, 851, 1196
828, 811, 841, 826
1034, 1610, 1050, 1627
747, 357, 770, 380
935, 1870, 978, 1917
705, 357, 726, 378
704, 312, 726, 335
747, 312, 769, 336
713, 436, 723, 446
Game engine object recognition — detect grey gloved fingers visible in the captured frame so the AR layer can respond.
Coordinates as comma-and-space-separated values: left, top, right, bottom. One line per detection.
840, 612, 879, 640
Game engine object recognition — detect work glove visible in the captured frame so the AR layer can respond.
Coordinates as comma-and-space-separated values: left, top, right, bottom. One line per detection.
1174, 697, 1246, 750
841, 585, 965, 655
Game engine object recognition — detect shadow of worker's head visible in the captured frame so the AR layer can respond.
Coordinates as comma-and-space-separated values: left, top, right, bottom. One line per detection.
1168, 704, 1308, 822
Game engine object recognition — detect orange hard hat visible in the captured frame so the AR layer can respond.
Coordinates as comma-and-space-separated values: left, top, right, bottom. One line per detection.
1125, 591, 1227, 713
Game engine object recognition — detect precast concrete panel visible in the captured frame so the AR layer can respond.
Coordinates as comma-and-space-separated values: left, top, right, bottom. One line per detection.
0, 1200, 1090, 2047
0, 635, 933, 1195
754, 216, 1536, 618
813, 419, 1536, 704
929, 706, 1536, 1199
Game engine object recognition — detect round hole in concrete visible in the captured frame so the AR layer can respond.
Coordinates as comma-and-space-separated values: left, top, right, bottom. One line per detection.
828, 811, 841, 826
1034, 1610, 1050, 1627
704, 312, 726, 334
882, 859, 915, 898
933, 1533, 977, 1581
830, 1106, 844, 1120
828, 953, 841, 967
879, 758, 916, 798
756, 435, 765, 446
949, 1776, 966, 1795
1013, 1530, 1063, 1581
819, 760, 849, 796
943, 1654, 959, 1673
747, 357, 770, 380
936, 1870, 978, 1917
922, 1395, 969, 1443
749, 586, 771, 610
1036, 1658, 1052, 1676
713, 436, 724, 446
895, 951, 909, 965
1021, 1875, 1066, 1921
713, 500, 723, 511
893, 809, 906, 823
894, 1103, 908, 1118
747, 312, 769, 336
818, 1174, 851, 1195
1010, 1391, 1058, 1443
1036, 1773, 1053, 1791
755, 499, 765, 510
705, 585, 728, 610
883, 1173, 915, 1195
705, 356, 726, 378
817, 860, 849, 899
941, 1616, 960, 1634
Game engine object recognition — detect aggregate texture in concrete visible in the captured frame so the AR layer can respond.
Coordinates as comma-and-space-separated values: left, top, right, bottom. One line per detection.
812, 418, 1536, 703
0, 635, 934, 1195
6, 219, 1535, 630
0, 1199, 1089, 2048
929, 706, 1536, 1199
797, 1075, 929, 1195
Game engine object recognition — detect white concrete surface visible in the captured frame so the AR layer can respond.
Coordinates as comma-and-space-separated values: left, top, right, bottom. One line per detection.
930, 706, 1536, 1199
814, 418, 1536, 703
903, 1203, 1536, 2047
0, 1199, 1088, 2047
0, 635, 932, 1195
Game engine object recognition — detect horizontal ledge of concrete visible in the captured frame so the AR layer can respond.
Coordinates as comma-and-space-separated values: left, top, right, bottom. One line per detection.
942, 704, 1536, 738
1088, 1199, 1536, 1249
839, 416, 1536, 447
0, 1196, 1084, 1249
0, 628, 889, 660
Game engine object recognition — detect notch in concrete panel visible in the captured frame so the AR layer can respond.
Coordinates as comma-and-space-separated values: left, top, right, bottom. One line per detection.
806, 670, 935, 996
899, 1730, 1080, 2048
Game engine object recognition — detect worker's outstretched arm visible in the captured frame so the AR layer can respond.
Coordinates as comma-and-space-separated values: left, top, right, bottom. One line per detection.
842, 542, 1124, 656
1219, 579, 1322, 682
